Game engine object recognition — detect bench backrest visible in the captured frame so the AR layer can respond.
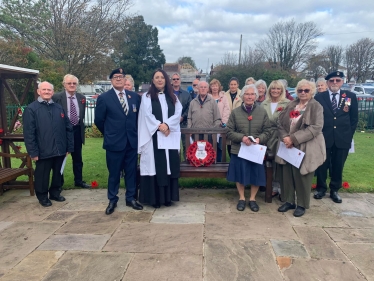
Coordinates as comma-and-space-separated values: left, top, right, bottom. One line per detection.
181, 128, 228, 163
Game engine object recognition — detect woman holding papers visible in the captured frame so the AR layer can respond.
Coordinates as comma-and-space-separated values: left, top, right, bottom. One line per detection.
138, 69, 182, 208
276, 79, 326, 217
226, 84, 271, 212
261, 80, 290, 199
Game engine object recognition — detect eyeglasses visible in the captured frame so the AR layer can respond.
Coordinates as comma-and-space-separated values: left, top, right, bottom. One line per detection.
328, 79, 342, 83
65, 82, 77, 85
297, 89, 310, 93
172, 78, 180, 81
193, 84, 198, 86
112, 75, 125, 80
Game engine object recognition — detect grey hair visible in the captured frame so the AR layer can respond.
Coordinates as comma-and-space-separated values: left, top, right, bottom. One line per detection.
171, 72, 181, 78
316, 77, 327, 85
198, 81, 208, 87
240, 84, 259, 99
254, 79, 267, 90
278, 79, 288, 88
62, 74, 79, 85
38, 81, 54, 90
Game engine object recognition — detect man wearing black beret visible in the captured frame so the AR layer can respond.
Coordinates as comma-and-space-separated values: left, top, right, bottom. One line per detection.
95, 68, 143, 214
314, 71, 358, 203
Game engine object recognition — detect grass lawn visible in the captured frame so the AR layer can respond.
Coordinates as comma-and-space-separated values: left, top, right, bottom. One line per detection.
11, 132, 374, 192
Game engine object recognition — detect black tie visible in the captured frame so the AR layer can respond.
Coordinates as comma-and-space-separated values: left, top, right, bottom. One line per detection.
331, 93, 338, 114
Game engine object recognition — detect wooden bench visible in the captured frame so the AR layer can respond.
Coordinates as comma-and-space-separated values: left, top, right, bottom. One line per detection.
0, 152, 34, 196
180, 128, 274, 203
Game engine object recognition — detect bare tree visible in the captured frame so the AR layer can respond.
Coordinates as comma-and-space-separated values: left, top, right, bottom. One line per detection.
0, 0, 133, 82
240, 46, 264, 68
256, 19, 323, 71
304, 53, 328, 81
322, 45, 344, 73
219, 52, 238, 67
345, 38, 374, 82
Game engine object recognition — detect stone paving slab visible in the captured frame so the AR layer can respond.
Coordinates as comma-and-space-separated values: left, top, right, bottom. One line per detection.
61, 189, 109, 202
104, 223, 203, 254
0, 222, 62, 272
123, 211, 153, 223
59, 200, 108, 212
205, 213, 298, 240
123, 253, 202, 281
38, 234, 110, 251
327, 198, 374, 217
0, 251, 64, 281
41, 251, 133, 281
0, 190, 30, 203
56, 211, 124, 234
44, 211, 78, 222
282, 259, 366, 281
151, 202, 205, 224
205, 201, 231, 213
179, 189, 236, 203
270, 239, 309, 258
204, 239, 283, 281
0, 222, 13, 232
0, 200, 67, 222
294, 226, 347, 260
342, 216, 374, 228
284, 205, 349, 227
338, 243, 374, 281
324, 227, 374, 243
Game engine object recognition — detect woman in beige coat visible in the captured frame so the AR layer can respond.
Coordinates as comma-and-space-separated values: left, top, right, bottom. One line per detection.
261, 80, 290, 198
276, 79, 326, 217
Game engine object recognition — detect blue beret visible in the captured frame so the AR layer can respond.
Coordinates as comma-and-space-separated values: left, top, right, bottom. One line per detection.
325, 71, 345, 80
109, 68, 125, 79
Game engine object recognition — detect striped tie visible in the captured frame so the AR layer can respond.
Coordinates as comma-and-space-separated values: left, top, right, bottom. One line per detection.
331, 93, 338, 114
69, 96, 79, 125
119, 93, 128, 115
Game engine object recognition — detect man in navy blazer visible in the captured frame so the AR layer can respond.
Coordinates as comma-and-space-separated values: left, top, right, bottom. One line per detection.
95, 68, 143, 214
314, 71, 358, 204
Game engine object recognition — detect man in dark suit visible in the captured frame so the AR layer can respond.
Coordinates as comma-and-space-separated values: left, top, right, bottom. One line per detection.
314, 71, 358, 203
53, 74, 91, 189
95, 68, 143, 214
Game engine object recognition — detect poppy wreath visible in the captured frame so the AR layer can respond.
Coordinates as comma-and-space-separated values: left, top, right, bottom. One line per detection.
186, 140, 216, 167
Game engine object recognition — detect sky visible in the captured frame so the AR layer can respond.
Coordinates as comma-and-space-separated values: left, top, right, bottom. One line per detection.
128, 0, 374, 72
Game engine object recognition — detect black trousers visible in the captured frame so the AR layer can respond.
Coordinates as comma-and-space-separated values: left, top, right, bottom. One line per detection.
34, 155, 65, 201
71, 125, 83, 184
316, 143, 349, 193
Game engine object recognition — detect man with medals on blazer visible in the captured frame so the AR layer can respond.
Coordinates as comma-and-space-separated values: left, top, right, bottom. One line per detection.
95, 68, 143, 214
53, 74, 91, 189
314, 71, 358, 203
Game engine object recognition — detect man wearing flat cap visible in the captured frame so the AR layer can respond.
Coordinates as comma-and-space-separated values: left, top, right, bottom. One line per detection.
95, 68, 143, 214
314, 71, 358, 203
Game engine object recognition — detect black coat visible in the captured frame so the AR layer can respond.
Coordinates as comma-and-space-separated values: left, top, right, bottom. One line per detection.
23, 100, 74, 159
314, 90, 358, 149
52, 91, 86, 144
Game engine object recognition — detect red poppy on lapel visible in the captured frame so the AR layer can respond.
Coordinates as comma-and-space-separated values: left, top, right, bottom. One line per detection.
276, 107, 283, 112
247, 116, 252, 121
81, 98, 85, 104
341, 93, 346, 98
61, 113, 64, 118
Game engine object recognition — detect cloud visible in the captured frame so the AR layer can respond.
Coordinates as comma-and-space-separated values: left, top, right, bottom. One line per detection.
129, 0, 374, 70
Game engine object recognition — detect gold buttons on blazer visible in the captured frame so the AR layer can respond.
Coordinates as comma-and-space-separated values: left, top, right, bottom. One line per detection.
334, 117, 336, 119
334, 126, 336, 128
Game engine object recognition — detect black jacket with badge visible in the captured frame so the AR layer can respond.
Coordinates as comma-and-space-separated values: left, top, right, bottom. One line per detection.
23, 100, 74, 159
314, 90, 358, 149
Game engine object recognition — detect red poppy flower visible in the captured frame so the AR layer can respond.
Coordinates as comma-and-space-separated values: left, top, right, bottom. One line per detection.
277, 107, 283, 112
91, 181, 98, 188
311, 184, 317, 189
61, 113, 65, 118
290, 110, 300, 118
0, 129, 3, 134
248, 116, 253, 121
81, 98, 86, 104
342, 93, 346, 98
342, 182, 350, 189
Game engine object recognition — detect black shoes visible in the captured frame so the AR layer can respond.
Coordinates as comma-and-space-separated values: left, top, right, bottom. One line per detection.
49, 195, 66, 202
164, 201, 172, 207
293, 206, 305, 217
39, 198, 52, 207
75, 181, 91, 188
152, 204, 161, 208
313, 191, 325, 199
278, 202, 296, 212
330, 191, 342, 203
126, 200, 143, 210
105, 202, 117, 215
237, 200, 246, 211
249, 201, 259, 212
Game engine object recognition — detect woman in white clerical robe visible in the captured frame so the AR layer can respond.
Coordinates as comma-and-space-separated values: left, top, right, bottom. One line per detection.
138, 69, 182, 208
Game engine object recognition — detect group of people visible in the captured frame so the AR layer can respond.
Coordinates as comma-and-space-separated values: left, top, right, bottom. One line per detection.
23, 68, 358, 218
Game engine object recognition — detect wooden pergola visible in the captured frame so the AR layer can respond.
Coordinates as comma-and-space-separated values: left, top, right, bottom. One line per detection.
0, 64, 38, 195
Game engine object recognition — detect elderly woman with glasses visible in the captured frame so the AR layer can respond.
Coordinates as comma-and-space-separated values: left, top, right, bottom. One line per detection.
275, 79, 326, 217
226, 84, 271, 212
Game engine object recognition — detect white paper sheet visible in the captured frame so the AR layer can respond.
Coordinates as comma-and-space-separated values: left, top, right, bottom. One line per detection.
157, 131, 181, 149
349, 140, 354, 153
60, 156, 67, 175
276, 142, 305, 168
238, 142, 267, 164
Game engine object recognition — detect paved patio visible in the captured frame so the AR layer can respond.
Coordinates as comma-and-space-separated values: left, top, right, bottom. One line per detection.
0, 188, 373, 281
